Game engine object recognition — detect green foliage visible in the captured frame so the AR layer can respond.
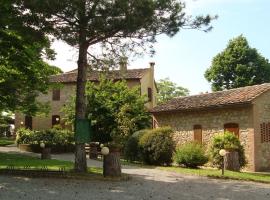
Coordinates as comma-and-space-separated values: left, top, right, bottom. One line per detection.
139, 127, 175, 165
205, 35, 270, 91
16, 128, 35, 145
62, 77, 151, 145
124, 129, 148, 162
16, 128, 74, 147
0, 3, 62, 114
173, 142, 208, 168
157, 77, 189, 104
209, 132, 246, 168
0, 137, 14, 146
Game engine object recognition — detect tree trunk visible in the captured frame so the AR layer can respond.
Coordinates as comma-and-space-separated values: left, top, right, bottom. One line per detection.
103, 149, 122, 177
74, 4, 89, 172
224, 151, 240, 171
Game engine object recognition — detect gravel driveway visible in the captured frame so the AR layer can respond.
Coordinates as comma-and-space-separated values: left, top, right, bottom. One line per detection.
1, 146, 270, 200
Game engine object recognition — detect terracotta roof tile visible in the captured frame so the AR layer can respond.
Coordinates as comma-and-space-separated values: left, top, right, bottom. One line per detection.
50, 68, 149, 83
151, 83, 270, 113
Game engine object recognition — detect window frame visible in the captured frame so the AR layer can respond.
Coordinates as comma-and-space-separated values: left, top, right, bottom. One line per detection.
52, 89, 60, 101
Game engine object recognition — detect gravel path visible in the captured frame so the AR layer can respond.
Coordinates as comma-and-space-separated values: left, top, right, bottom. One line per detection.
1, 146, 270, 200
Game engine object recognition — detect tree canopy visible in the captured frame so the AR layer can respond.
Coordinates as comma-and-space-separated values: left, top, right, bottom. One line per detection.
0, 1, 61, 114
205, 35, 270, 91
157, 78, 189, 104
62, 77, 151, 146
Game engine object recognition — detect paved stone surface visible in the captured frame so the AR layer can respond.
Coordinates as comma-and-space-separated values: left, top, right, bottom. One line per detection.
1, 146, 270, 200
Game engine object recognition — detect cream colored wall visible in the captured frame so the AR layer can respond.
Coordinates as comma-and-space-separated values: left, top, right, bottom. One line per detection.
153, 106, 255, 171
252, 91, 270, 171
140, 67, 157, 109
15, 71, 155, 130
15, 83, 76, 131
126, 79, 141, 89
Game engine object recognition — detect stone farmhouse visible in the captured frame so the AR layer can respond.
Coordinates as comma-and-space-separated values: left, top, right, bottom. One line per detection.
15, 62, 157, 131
151, 84, 270, 172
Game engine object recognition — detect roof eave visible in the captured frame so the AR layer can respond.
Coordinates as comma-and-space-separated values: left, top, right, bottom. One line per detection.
150, 102, 252, 114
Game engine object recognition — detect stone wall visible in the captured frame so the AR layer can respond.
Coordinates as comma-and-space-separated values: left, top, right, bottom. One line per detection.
153, 106, 255, 170
253, 91, 270, 171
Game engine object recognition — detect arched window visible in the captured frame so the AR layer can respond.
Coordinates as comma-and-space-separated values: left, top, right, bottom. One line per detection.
52, 115, 60, 127
224, 123, 239, 138
193, 125, 202, 144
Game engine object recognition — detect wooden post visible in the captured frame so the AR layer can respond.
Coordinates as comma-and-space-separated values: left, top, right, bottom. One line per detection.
224, 151, 240, 171
89, 143, 98, 159
103, 148, 121, 177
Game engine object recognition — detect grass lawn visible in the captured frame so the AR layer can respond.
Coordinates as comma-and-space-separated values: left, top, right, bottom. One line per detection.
0, 137, 15, 146
158, 166, 270, 184
0, 152, 102, 175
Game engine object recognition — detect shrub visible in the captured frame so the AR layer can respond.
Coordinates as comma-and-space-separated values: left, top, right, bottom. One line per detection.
173, 142, 208, 168
15, 127, 75, 152
124, 129, 148, 162
139, 127, 175, 165
209, 131, 246, 168
16, 128, 35, 145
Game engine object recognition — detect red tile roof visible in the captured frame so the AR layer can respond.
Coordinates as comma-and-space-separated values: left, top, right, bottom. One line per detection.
151, 83, 270, 113
50, 68, 149, 83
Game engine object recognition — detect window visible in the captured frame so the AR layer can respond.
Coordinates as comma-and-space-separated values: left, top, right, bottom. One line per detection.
52, 89, 60, 101
25, 116, 32, 130
193, 125, 202, 144
147, 88, 152, 102
52, 115, 60, 127
260, 123, 270, 143
224, 123, 239, 138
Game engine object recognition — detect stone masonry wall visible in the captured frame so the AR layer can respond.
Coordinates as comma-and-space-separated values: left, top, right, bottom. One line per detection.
253, 91, 270, 171
153, 106, 255, 171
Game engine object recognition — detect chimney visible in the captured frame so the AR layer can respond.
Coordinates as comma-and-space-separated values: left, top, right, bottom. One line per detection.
120, 57, 128, 73
149, 62, 155, 69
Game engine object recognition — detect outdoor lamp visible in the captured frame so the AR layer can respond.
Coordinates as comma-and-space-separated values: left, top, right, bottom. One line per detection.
40, 142, 45, 148
101, 147, 109, 156
219, 149, 226, 175
219, 149, 226, 157
56, 117, 60, 122
20, 121, 24, 125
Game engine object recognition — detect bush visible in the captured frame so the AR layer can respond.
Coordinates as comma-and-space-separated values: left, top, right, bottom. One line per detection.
139, 127, 175, 165
173, 142, 208, 168
209, 131, 246, 168
16, 128, 35, 145
124, 129, 148, 162
15, 127, 75, 152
